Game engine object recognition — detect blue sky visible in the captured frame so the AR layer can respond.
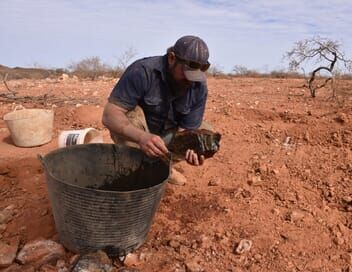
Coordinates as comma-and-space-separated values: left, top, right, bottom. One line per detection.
1, 0, 352, 72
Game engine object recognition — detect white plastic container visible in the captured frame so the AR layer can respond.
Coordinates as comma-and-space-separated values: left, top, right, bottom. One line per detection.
3, 108, 54, 147
58, 128, 103, 148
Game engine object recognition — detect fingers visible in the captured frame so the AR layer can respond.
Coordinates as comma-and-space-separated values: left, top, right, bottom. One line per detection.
152, 136, 169, 155
185, 149, 203, 166
141, 134, 169, 158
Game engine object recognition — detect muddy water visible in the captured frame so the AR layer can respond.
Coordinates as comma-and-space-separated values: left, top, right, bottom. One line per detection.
88, 158, 169, 192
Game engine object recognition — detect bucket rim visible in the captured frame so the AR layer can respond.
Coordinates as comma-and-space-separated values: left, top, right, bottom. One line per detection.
4, 108, 54, 121
40, 144, 171, 194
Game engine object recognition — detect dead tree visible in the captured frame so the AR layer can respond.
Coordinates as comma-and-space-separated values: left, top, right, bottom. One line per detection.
285, 37, 352, 97
116, 46, 138, 71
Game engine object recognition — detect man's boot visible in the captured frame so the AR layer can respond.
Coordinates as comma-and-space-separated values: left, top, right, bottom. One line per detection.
168, 168, 187, 186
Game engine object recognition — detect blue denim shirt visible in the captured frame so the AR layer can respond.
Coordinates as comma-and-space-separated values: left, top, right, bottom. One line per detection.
108, 55, 208, 135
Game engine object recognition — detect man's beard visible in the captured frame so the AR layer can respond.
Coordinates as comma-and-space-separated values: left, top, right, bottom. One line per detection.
166, 64, 193, 97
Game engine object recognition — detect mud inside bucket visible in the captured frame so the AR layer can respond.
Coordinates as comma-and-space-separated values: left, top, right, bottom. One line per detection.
40, 144, 170, 256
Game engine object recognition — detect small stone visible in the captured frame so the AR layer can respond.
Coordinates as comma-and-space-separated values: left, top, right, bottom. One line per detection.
0, 238, 19, 268
56, 259, 66, 268
254, 254, 262, 261
138, 252, 152, 261
235, 239, 253, 254
0, 224, 7, 233
208, 180, 219, 186
41, 209, 48, 216
179, 245, 188, 256
185, 260, 202, 272
272, 169, 280, 175
191, 242, 198, 249
198, 235, 211, 249
124, 253, 140, 266
342, 196, 352, 203
330, 255, 340, 261
0, 205, 16, 224
248, 176, 261, 185
16, 239, 65, 267
335, 113, 347, 123
72, 251, 113, 272
303, 132, 310, 142
342, 253, 352, 265
333, 236, 344, 246
288, 211, 304, 222
59, 74, 69, 81
272, 208, 280, 215
168, 239, 180, 249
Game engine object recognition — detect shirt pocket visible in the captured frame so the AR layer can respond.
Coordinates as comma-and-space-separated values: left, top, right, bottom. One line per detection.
174, 102, 191, 115
143, 96, 165, 116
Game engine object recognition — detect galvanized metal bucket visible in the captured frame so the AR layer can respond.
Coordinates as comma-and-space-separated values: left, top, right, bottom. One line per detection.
39, 144, 170, 257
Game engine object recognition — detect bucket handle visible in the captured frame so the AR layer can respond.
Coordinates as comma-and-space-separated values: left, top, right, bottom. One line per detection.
37, 154, 47, 167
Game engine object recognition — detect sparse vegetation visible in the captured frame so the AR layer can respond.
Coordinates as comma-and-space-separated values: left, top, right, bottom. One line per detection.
68, 47, 138, 80
68, 56, 116, 80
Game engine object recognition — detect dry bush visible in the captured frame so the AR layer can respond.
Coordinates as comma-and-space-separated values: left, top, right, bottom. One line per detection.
68, 56, 119, 80
116, 47, 138, 71
269, 70, 303, 79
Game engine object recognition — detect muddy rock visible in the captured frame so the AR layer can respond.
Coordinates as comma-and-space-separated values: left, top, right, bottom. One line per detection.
16, 239, 65, 267
0, 238, 20, 268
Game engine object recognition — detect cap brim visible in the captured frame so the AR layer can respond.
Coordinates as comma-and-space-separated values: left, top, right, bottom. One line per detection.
184, 69, 206, 82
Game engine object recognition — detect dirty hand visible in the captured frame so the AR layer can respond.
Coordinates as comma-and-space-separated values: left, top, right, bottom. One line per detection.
185, 149, 204, 166
139, 132, 169, 158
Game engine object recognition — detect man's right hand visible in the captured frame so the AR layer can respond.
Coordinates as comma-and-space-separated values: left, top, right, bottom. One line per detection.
138, 132, 169, 158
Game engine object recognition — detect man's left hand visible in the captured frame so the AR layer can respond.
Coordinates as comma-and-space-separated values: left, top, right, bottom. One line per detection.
185, 149, 204, 166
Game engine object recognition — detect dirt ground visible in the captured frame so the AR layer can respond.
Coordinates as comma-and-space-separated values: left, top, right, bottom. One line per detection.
0, 76, 352, 272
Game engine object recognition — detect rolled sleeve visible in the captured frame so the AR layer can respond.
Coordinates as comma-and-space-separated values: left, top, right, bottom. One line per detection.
109, 63, 149, 110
